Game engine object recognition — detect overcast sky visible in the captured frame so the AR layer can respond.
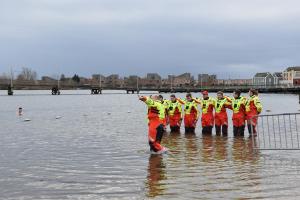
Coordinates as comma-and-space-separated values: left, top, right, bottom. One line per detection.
0, 0, 300, 78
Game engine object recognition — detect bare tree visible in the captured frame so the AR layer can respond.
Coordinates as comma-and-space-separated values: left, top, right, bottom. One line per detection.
60, 74, 66, 81
0, 73, 10, 81
17, 67, 38, 81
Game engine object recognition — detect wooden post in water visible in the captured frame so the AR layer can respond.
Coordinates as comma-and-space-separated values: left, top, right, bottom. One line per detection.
8, 67, 14, 95
99, 75, 102, 95
136, 76, 139, 94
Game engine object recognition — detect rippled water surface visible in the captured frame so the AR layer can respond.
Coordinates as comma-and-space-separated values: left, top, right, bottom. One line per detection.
1, 90, 300, 199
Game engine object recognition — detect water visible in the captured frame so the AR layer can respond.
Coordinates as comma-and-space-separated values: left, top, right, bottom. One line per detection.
1, 90, 300, 199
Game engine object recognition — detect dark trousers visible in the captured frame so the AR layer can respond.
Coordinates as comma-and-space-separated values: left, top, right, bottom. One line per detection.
215, 125, 228, 136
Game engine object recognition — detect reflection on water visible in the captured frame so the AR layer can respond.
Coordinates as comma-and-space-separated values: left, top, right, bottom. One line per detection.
144, 133, 264, 199
214, 136, 228, 161
146, 155, 167, 198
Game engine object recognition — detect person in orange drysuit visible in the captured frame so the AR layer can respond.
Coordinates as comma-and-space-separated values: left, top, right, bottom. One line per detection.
177, 93, 199, 133
167, 94, 183, 132
214, 91, 231, 136
245, 89, 262, 136
139, 95, 167, 153
228, 90, 246, 137
199, 91, 215, 135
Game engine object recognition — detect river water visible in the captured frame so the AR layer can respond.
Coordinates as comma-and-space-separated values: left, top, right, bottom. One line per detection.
1, 90, 300, 199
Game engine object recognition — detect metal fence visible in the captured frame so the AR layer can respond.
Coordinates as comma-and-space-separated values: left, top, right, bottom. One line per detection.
251, 113, 300, 150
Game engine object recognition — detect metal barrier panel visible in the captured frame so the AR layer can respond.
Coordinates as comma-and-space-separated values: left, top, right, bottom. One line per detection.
251, 113, 300, 150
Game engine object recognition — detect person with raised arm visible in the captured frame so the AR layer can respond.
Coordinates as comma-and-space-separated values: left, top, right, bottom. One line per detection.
139, 95, 167, 154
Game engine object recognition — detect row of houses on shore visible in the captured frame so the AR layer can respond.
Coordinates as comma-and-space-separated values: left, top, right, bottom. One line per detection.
87, 66, 300, 88
1, 66, 300, 88
252, 67, 300, 87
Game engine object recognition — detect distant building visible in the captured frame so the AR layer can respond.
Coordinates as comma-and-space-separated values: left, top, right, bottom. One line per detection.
124, 75, 140, 88
216, 79, 252, 86
161, 78, 170, 87
172, 73, 194, 87
105, 74, 122, 88
92, 74, 106, 81
198, 74, 217, 86
146, 73, 161, 81
273, 72, 283, 85
79, 77, 91, 84
41, 76, 57, 82
252, 72, 275, 86
91, 74, 106, 87
140, 73, 162, 88
282, 66, 300, 86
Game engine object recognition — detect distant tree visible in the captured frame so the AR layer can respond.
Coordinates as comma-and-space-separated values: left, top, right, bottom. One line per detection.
17, 67, 37, 81
0, 73, 10, 81
72, 74, 80, 83
60, 74, 66, 81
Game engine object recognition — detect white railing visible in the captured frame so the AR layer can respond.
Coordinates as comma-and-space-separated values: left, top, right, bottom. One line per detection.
251, 113, 300, 150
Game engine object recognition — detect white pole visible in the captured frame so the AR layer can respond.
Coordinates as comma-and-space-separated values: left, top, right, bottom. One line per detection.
200, 75, 202, 88
58, 75, 60, 89
99, 75, 102, 88
10, 67, 13, 87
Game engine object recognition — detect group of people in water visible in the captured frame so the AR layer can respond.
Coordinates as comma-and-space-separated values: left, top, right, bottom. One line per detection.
139, 89, 262, 153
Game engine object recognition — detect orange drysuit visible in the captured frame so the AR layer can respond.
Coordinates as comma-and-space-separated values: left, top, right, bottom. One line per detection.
177, 98, 199, 133
141, 97, 166, 152
214, 97, 231, 135
246, 95, 262, 135
200, 97, 215, 134
167, 100, 183, 132
228, 96, 246, 136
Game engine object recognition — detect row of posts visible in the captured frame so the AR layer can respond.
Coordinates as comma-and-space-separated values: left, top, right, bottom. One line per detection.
6, 86, 141, 95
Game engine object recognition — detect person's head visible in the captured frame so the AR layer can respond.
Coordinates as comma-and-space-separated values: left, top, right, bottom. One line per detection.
158, 95, 164, 102
233, 90, 241, 99
170, 94, 176, 102
150, 95, 159, 101
186, 93, 192, 101
217, 91, 224, 99
249, 88, 258, 96
202, 90, 209, 99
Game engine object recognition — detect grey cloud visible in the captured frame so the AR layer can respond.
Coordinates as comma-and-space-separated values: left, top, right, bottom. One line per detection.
1, 0, 300, 78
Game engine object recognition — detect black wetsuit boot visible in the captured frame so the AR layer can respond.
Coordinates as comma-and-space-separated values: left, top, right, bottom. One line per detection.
222, 125, 228, 136
185, 127, 195, 133
248, 124, 257, 137
247, 124, 252, 136
209, 126, 213, 135
202, 126, 207, 134
238, 125, 245, 137
156, 124, 164, 143
215, 125, 221, 136
233, 126, 238, 137
170, 126, 180, 132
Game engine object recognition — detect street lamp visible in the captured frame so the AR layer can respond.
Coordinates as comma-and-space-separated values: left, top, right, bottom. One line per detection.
136, 76, 139, 94
170, 76, 173, 91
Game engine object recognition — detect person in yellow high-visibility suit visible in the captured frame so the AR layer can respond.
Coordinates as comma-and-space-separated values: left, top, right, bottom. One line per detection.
214, 91, 231, 136
227, 90, 247, 136
167, 94, 183, 132
177, 93, 199, 133
158, 95, 170, 130
245, 89, 262, 136
199, 91, 215, 135
139, 95, 167, 153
